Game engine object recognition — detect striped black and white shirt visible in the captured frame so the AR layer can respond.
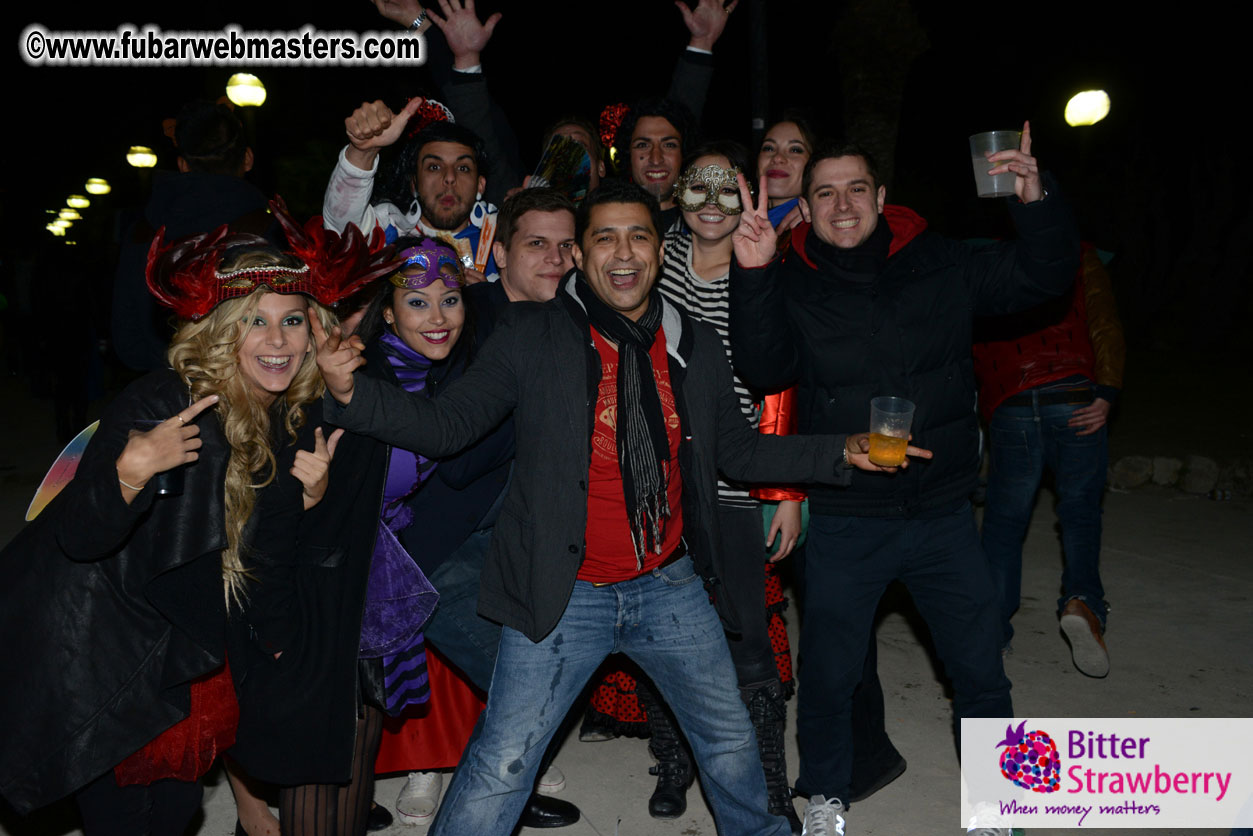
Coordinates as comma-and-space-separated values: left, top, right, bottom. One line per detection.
659, 231, 759, 508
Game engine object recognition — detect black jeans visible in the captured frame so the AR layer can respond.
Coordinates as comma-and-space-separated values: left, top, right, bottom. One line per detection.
718, 504, 780, 688
795, 502, 1012, 799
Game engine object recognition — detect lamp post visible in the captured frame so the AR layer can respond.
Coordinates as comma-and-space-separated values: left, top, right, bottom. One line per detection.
1065, 90, 1110, 127
127, 146, 158, 168
225, 73, 266, 107
85, 178, 111, 195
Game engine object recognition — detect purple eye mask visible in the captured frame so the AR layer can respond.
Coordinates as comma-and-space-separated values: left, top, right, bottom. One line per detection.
389, 245, 463, 290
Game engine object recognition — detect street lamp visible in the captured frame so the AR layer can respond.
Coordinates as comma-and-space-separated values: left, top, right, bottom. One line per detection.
51, 219, 71, 230
226, 73, 266, 107
46, 223, 65, 236
67, 195, 90, 209
58, 209, 82, 221
85, 178, 111, 195
1065, 90, 1110, 127
127, 146, 158, 168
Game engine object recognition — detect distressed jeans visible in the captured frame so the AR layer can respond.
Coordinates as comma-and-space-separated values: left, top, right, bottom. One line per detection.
428, 555, 789, 836
981, 393, 1109, 646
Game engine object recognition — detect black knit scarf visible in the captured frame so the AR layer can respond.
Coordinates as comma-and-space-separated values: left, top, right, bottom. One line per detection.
575, 279, 671, 569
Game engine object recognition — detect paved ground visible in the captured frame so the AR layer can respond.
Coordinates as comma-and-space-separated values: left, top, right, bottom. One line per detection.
1, 347, 1250, 835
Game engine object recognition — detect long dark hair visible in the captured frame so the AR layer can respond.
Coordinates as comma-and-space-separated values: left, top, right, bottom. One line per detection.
356, 236, 478, 373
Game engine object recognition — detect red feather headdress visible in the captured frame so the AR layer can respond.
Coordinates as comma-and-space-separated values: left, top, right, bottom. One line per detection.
145, 197, 397, 321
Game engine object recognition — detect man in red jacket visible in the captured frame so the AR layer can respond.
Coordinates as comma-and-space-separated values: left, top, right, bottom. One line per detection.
973, 244, 1125, 677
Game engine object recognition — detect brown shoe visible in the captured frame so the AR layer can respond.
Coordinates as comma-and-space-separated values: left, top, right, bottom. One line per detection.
1060, 599, 1109, 677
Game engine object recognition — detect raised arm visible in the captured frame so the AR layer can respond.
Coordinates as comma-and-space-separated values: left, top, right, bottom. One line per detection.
427, 0, 523, 206
966, 121, 1081, 315
323, 97, 423, 234
729, 173, 799, 390
314, 311, 521, 457
668, 0, 737, 122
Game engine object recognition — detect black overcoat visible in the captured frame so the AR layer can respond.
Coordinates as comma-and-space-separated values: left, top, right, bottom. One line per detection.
226, 399, 387, 786
0, 370, 230, 814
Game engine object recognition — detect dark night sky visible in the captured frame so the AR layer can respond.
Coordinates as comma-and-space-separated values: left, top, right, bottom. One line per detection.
2, 1, 1239, 277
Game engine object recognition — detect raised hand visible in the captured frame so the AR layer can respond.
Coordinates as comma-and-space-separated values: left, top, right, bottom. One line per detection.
844, 432, 933, 474
345, 97, 424, 169
371, 0, 426, 28
427, 0, 501, 68
115, 394, 220, 498
676, 0, 738, 51
292, 427, 345, 510
311, 309, 366, 405
986, 120, 1043, 203
731, 173, 778, 269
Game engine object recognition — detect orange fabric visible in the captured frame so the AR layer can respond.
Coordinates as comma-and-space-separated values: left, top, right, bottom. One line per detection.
114, 662, 238, 786
750, 387, 806, 503
1080, 247, 1126, 390
374, 646, 485, 773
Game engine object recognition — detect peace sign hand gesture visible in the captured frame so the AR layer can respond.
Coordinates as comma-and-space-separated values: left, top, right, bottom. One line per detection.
115, 394, 220, 499
731, 173, 778, 269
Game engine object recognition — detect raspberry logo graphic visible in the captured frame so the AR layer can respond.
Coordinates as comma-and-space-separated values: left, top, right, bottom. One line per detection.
996, 720, 1061, 793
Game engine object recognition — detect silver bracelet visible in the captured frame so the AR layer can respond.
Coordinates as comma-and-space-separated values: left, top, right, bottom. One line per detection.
118, 475, 147, 491
409, 9, 428, 29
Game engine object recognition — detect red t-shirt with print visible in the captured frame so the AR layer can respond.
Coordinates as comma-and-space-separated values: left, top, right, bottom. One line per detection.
579, 327, 684, 583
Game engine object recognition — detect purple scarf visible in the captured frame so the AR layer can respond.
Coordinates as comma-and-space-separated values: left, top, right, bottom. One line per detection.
359, 330, 442, 715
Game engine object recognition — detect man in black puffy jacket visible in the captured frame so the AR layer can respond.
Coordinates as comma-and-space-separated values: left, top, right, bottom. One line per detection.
728, 123, 1079, 829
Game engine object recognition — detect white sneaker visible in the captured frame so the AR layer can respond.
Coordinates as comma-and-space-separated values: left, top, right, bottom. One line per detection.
396, 771, 442, 826
802, 795, 847, 835
536, 764, 566, 795
966, 801, 1013, 834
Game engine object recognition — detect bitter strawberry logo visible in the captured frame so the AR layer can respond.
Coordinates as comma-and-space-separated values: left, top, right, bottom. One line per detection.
996, 720, 1061, 793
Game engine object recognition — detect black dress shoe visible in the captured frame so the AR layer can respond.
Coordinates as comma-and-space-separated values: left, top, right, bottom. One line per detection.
366, 801, 395, 831
520, 793, 580, 828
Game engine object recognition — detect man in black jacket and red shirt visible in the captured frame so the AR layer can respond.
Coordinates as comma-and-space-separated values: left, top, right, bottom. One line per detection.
728, 123, 1079, 833
315, 180, 921, 835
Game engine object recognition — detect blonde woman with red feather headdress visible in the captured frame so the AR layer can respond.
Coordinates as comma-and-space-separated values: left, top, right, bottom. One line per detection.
0, 200, 393, 835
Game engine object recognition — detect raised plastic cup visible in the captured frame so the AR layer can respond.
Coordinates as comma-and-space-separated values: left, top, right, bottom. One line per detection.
969, 131, 1021, 198
868, 396, 915, 467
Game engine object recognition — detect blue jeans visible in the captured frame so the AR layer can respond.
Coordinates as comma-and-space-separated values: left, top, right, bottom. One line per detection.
424, 529, 501, 691
795, 504, 1012, 800
981, 393, 1108, 647
429, 555, 788, 836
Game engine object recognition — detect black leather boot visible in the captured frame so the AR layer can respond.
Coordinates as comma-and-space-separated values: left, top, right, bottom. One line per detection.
640, 681, 693, 819
744, 680, 802, 834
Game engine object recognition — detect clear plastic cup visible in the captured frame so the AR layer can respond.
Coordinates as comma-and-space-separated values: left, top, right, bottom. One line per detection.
868, 396, 916, 467
969, 131, 1021, 198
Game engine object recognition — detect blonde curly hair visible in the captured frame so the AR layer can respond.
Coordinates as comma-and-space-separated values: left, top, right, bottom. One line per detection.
166, 248, 338, 607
